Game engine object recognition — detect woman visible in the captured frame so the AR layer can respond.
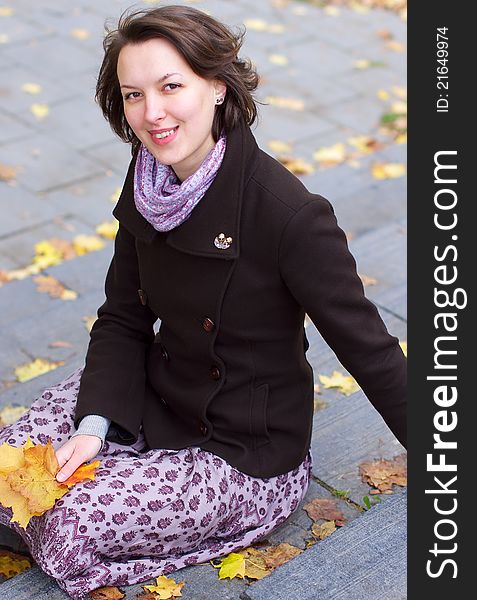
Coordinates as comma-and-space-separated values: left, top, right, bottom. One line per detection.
0, 4, 406, 598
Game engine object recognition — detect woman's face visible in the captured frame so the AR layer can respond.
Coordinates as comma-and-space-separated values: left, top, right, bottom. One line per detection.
117, 38, 226, 182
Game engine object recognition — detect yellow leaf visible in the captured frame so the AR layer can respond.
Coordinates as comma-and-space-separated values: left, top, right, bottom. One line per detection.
359, 273, 377, 287
372, 162, 406, 180
244, 18, 268, 31
0, 438, 100, 529
0, 551, 32, 579
399, 341, 407, 357
0, 405, 29, 426
278, 157, 314, 175
377, 89, 390, 101
318, 371, 360, 396
96, 220, 119, 240
386, 40, 405, 53
347, 136, 381, 155
70, 28, 90, 40
14, 358, 64, 383
0, 162, 18, 182
83, 315, 97, 333
311, 520, 336, 540
143, 575, 185, 598
30, 103, 49, 119
323, 6, 340, 16
111, 187, 122, 203
265, 95, 304, 111
268, 54, 288, 66
72, 234, 105, 255
21, 83, 42, 95
0, 6, 13, 17
353, 59, 371, 70
33, 275, 78, 300
33, 240, 64, 269
267, 139, 292, 154
395, 133, 407, 144
391, 101, 407, 115
391, 85, 407, 100
212, 552, 246, 579
313, 143, 346, 166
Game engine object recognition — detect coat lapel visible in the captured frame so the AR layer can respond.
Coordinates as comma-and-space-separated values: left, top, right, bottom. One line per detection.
112, 117, 260, 260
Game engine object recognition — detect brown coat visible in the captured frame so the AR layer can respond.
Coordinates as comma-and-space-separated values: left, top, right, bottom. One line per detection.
74, 116, 407, 477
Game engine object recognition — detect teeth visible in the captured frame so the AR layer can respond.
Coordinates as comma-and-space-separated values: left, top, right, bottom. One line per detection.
154, 128, 176, 139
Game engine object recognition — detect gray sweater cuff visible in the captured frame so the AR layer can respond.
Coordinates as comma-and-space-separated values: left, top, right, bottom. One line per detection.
71, 414, 111, 451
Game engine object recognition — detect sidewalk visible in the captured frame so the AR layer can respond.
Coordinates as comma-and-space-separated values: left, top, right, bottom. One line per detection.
0, 1, 407, 598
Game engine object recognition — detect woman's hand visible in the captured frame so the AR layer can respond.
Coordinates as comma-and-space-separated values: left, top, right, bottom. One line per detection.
55, 435, 102, 482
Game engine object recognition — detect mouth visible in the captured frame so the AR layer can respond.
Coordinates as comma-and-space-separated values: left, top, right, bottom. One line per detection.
149, 126, 179, 145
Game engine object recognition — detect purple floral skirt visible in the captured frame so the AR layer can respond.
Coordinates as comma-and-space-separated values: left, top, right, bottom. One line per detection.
0, 366, 313, 599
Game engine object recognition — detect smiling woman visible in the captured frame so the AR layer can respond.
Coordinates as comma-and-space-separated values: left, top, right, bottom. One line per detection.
0, 3, 406, 599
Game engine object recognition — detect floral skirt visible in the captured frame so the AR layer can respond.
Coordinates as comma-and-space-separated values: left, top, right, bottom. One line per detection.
0, 366, 313, 599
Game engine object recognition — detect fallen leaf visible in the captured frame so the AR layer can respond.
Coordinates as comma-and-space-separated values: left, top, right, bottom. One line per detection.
0, 163, 18, 182
14, 358, 65, 383
243, 19, 284, 34
324, 6, 340, 16
304, 498, 346, 526
376, 29, 393, 40
391, 85, 407, 100
96, 220, 119, 240
0, 405, 29, 426
0, 6, 13, 17
311, 520, 336, 540
71, 28, 90, 40
259, 543, 302, 570
33, 275, 78, 300
278, 156, 315, 175
359, 453, 407, 493
391, 100, 407, 115
212, 552, 245, 579
30, 103, 49, 119
0, 550, 32, 579
353, 59, 386, 69
372, 162, 406, 180
386, 40, 405, 52
265, 95, 305, 111
73, 234, 106, 255
110, 187, 122, 203
143, 574, 185, 598
347, 136, 382, 155
399, 341, 407, 356
359, 273, 377, 287
318, 371, 360, 396
377, 89, 390, 101
313, 143, 346, 166
267, 139, 292, 154
89, 585, 125, 598
48, 340, 73, 348
83, 315, 97, 333
0, 437, 100, 528
21, 83, 42, 95
268, 53, 289, 66
32, 240, 64, 269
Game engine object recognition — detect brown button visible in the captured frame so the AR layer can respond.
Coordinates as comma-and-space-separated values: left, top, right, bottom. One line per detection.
210, 366, 220, 380
138, 289, 147, 305
199, 422, 208, 436
160, 345, 170, 361
202, 317, 215, 332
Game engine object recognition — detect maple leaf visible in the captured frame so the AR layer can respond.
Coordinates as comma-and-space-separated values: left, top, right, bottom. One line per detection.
313, 143, 346, 166
212, 552, 246, 579
259, 543, 302, 570
265, 96, 305, 111
278, 157, 315, 175
0, 550, 32, 579
311, 520, 337, 540
143, 575, 185, 598
33, 275, 78, 300
72, 234, 105, 256
359, 453, 407, 493
96, 220, 119, 240
372, 162, 406, 180
0, 438, 100, 528
304, 498, 346, 526
89, 586, 125, 599
318, 371, 360, 396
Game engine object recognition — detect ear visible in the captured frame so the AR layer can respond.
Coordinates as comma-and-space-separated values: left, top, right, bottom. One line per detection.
214, 79, 227, 98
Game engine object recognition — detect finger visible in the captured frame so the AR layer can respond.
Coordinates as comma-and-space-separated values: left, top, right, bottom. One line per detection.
56, 443, 75, 469
56, 455, 84, 482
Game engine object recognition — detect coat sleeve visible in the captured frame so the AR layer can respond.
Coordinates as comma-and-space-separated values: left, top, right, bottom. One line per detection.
278, 195, 407, 449
73, 222, 157, 444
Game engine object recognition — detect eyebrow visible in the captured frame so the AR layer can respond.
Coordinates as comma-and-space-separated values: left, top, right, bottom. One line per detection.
120, 72, 183, 89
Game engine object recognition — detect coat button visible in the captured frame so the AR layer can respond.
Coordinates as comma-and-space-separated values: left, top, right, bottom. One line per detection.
199, 422, 208, 436
160, 345, 170, 361
138, 289, 147, 305
210, 366, 220, 380
202, 317, 215, 332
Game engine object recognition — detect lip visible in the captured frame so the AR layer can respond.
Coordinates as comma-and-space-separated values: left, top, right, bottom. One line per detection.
149, 125, 179, 146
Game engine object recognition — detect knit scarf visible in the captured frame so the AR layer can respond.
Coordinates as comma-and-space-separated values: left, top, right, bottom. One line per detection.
133, 131, 227, 232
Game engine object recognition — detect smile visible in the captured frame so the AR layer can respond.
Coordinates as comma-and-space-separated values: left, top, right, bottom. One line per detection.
149, 126, 179, 146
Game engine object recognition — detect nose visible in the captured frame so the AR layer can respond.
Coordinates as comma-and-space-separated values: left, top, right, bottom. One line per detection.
144, 92, 167, 123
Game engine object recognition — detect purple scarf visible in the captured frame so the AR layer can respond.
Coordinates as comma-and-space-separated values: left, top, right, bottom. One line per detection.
133, 131, 227, 232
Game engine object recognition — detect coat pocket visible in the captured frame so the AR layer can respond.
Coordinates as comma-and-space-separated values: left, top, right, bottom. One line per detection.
250, 383, 271, 448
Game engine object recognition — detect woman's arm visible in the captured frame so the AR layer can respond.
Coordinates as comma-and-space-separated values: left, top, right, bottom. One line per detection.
279, 194, 407, 448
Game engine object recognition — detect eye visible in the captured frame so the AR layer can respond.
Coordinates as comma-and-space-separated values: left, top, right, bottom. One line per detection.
164, 83, 182, 91
124, 91, 141, 101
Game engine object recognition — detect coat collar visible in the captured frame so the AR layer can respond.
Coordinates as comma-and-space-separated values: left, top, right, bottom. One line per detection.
112, 117, 260, 260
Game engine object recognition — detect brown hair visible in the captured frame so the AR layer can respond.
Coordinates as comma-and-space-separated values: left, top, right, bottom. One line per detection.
95, 4, 261, 156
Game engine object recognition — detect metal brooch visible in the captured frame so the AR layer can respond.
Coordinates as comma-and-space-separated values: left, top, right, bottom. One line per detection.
214, 233, 233, 249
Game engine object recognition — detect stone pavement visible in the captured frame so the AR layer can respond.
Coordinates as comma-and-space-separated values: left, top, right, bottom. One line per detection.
0, 0, 407, 598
